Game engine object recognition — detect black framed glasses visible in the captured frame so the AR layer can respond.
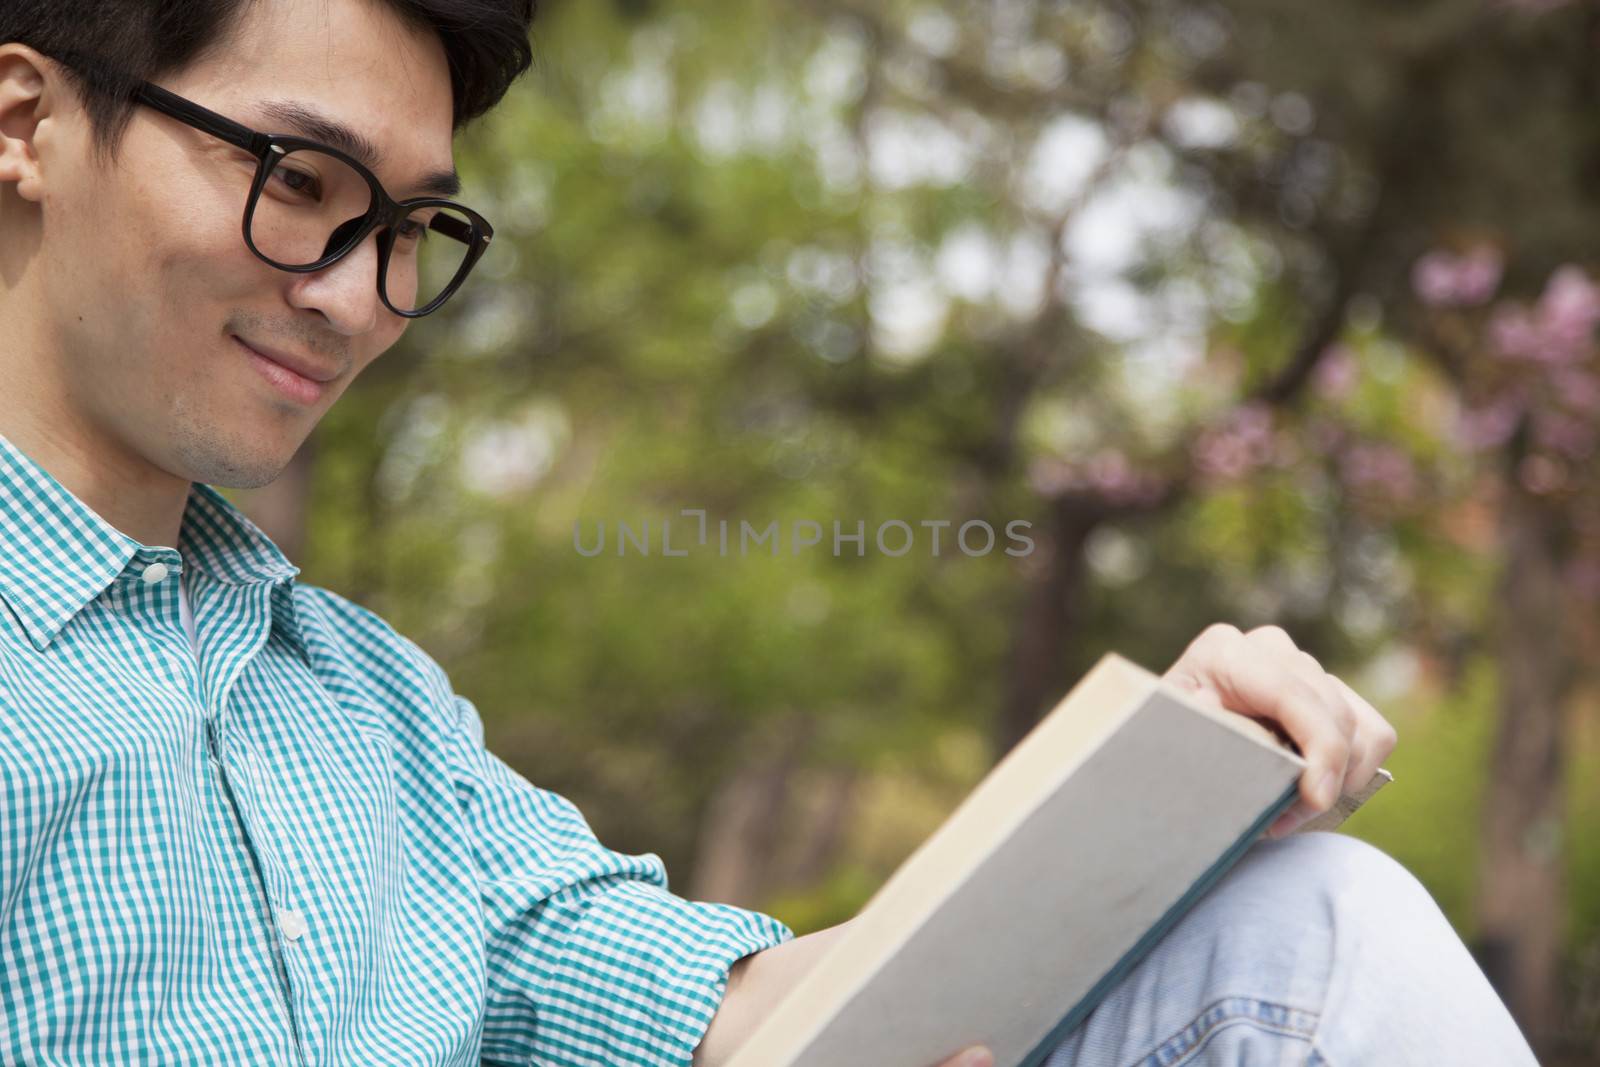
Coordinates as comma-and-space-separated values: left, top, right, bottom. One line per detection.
57, 54, 493, 318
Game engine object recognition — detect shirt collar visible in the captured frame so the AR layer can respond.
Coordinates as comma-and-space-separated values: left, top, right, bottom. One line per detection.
0, 431, 308, 660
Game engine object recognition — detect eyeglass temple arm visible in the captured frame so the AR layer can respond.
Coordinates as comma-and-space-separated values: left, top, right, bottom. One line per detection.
131, 81, 270, 157
431, 213, 477, 243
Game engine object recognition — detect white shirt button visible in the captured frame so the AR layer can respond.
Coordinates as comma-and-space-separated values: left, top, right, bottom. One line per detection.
141, 562, 170, 584
276, 908, 308, 942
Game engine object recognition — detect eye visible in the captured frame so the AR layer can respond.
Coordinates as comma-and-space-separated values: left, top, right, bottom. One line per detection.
269, 164, 323, 202
394, 216, 430, 243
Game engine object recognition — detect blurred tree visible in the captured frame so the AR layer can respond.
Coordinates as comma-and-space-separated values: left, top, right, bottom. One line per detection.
1163, 1, 1600, 1042
236, 0, 1600, 1058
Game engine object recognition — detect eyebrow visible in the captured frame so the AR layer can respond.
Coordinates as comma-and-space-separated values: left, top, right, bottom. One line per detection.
256, 99, 462, 199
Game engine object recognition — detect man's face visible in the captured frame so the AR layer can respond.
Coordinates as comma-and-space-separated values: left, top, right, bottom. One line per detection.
23, 0, 457, 488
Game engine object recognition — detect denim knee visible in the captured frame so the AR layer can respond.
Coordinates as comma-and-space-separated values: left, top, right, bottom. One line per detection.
1233, 830, 1440, 932
1223, 831, 1538, 1066
1044, 832, 1538, 1067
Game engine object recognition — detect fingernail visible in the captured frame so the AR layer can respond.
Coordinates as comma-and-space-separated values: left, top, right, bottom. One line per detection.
958, 1050, 994, 1067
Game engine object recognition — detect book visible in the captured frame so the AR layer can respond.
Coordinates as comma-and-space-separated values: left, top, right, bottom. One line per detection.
724, 652, 1392, 1067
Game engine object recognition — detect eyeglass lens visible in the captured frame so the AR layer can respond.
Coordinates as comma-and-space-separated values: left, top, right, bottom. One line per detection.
250, 147, 475, 314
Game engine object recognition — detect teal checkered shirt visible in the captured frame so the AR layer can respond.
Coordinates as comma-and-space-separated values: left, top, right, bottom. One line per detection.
0, 432, 793, 1065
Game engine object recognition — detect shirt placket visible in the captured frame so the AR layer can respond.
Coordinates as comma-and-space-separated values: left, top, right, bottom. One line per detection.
204, 715, 310, 1067
162, 565, 312, 1067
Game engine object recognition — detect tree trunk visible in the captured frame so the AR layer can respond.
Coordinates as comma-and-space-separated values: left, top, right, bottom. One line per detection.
771, 766, 858, 891
1476, 477, 1575, 1049
688, 714, 814, 906
996, 497, 1101, 755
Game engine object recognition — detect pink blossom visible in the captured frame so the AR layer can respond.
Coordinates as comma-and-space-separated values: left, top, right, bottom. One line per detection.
1194, 436, 1250, 480
1411, 247, 1504, 308
1083, 451, 1165, 505
1027, 454, 1163, 505
1192, 403, 1276, 481
1339, 442, 1419, 502
1454, 394, 1525, 451
1085, 450, 1135, 494
1488, 306, 1542, 360
1538, 266, 1600, 354
1489, 264, 1600, 364
1550, 368, 1600, 414
1313, 344, 1359, 399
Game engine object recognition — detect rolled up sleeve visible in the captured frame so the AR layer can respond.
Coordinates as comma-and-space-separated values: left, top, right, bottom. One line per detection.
446, 693, 795, 1066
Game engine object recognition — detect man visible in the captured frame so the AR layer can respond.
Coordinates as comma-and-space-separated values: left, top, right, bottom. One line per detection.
0, 1, 1540, 1065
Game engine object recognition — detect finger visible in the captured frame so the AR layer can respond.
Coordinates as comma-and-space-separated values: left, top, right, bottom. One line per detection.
1169, 625, 1354, 810
1244, 624, 1300, 658
1287, 652, 1358, 810
1330, 675, 1397, 794
1163, 623, 1242, 706
1227, 629, 1361, 835
932, 1047, 993, 1067
1217, 631, 1351, 810
1268, 798, 1318, 838
1246, 631, 1355, 748
1265, 637, 1361, 806
1292, 651, 1360, 750
1268, 674, 1391, 836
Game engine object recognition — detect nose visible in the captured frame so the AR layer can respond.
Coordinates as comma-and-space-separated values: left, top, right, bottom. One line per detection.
284, 219, 388, 335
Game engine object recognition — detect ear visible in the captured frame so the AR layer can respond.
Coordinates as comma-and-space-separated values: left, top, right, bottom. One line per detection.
0, 45, 63, 204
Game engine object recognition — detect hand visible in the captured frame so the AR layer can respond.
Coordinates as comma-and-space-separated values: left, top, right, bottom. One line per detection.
1161, 623, 1397, 837
932, 1047, 993, 1067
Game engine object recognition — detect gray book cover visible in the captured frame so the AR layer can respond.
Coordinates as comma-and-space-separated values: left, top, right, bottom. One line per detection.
726, 653, 1391, 1067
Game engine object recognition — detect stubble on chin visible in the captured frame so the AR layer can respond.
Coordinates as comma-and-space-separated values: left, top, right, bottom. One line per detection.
164, 391, 300, 490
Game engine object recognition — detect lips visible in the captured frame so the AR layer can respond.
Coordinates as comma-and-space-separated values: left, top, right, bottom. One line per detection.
232, 335, 340, 383
235, 336, 334, 406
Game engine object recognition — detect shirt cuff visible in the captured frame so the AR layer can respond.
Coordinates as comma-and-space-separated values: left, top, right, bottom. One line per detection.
486, 875, 795, 1067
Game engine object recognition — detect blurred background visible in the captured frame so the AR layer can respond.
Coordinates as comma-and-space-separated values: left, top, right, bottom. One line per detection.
234, 0, 1600, 1060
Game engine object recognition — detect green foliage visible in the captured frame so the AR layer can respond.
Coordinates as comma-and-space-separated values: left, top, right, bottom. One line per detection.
289, 0, 1600, 1006
1345, 655, 1498, 935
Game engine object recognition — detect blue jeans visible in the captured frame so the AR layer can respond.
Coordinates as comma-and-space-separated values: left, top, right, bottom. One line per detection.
1040, 832, 1539, 1066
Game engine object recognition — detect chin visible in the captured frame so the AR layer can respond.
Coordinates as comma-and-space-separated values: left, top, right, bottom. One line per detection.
169, 431, 302, 491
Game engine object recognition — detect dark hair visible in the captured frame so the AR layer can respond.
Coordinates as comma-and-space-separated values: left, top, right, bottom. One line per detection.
1, 0, 536, 163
